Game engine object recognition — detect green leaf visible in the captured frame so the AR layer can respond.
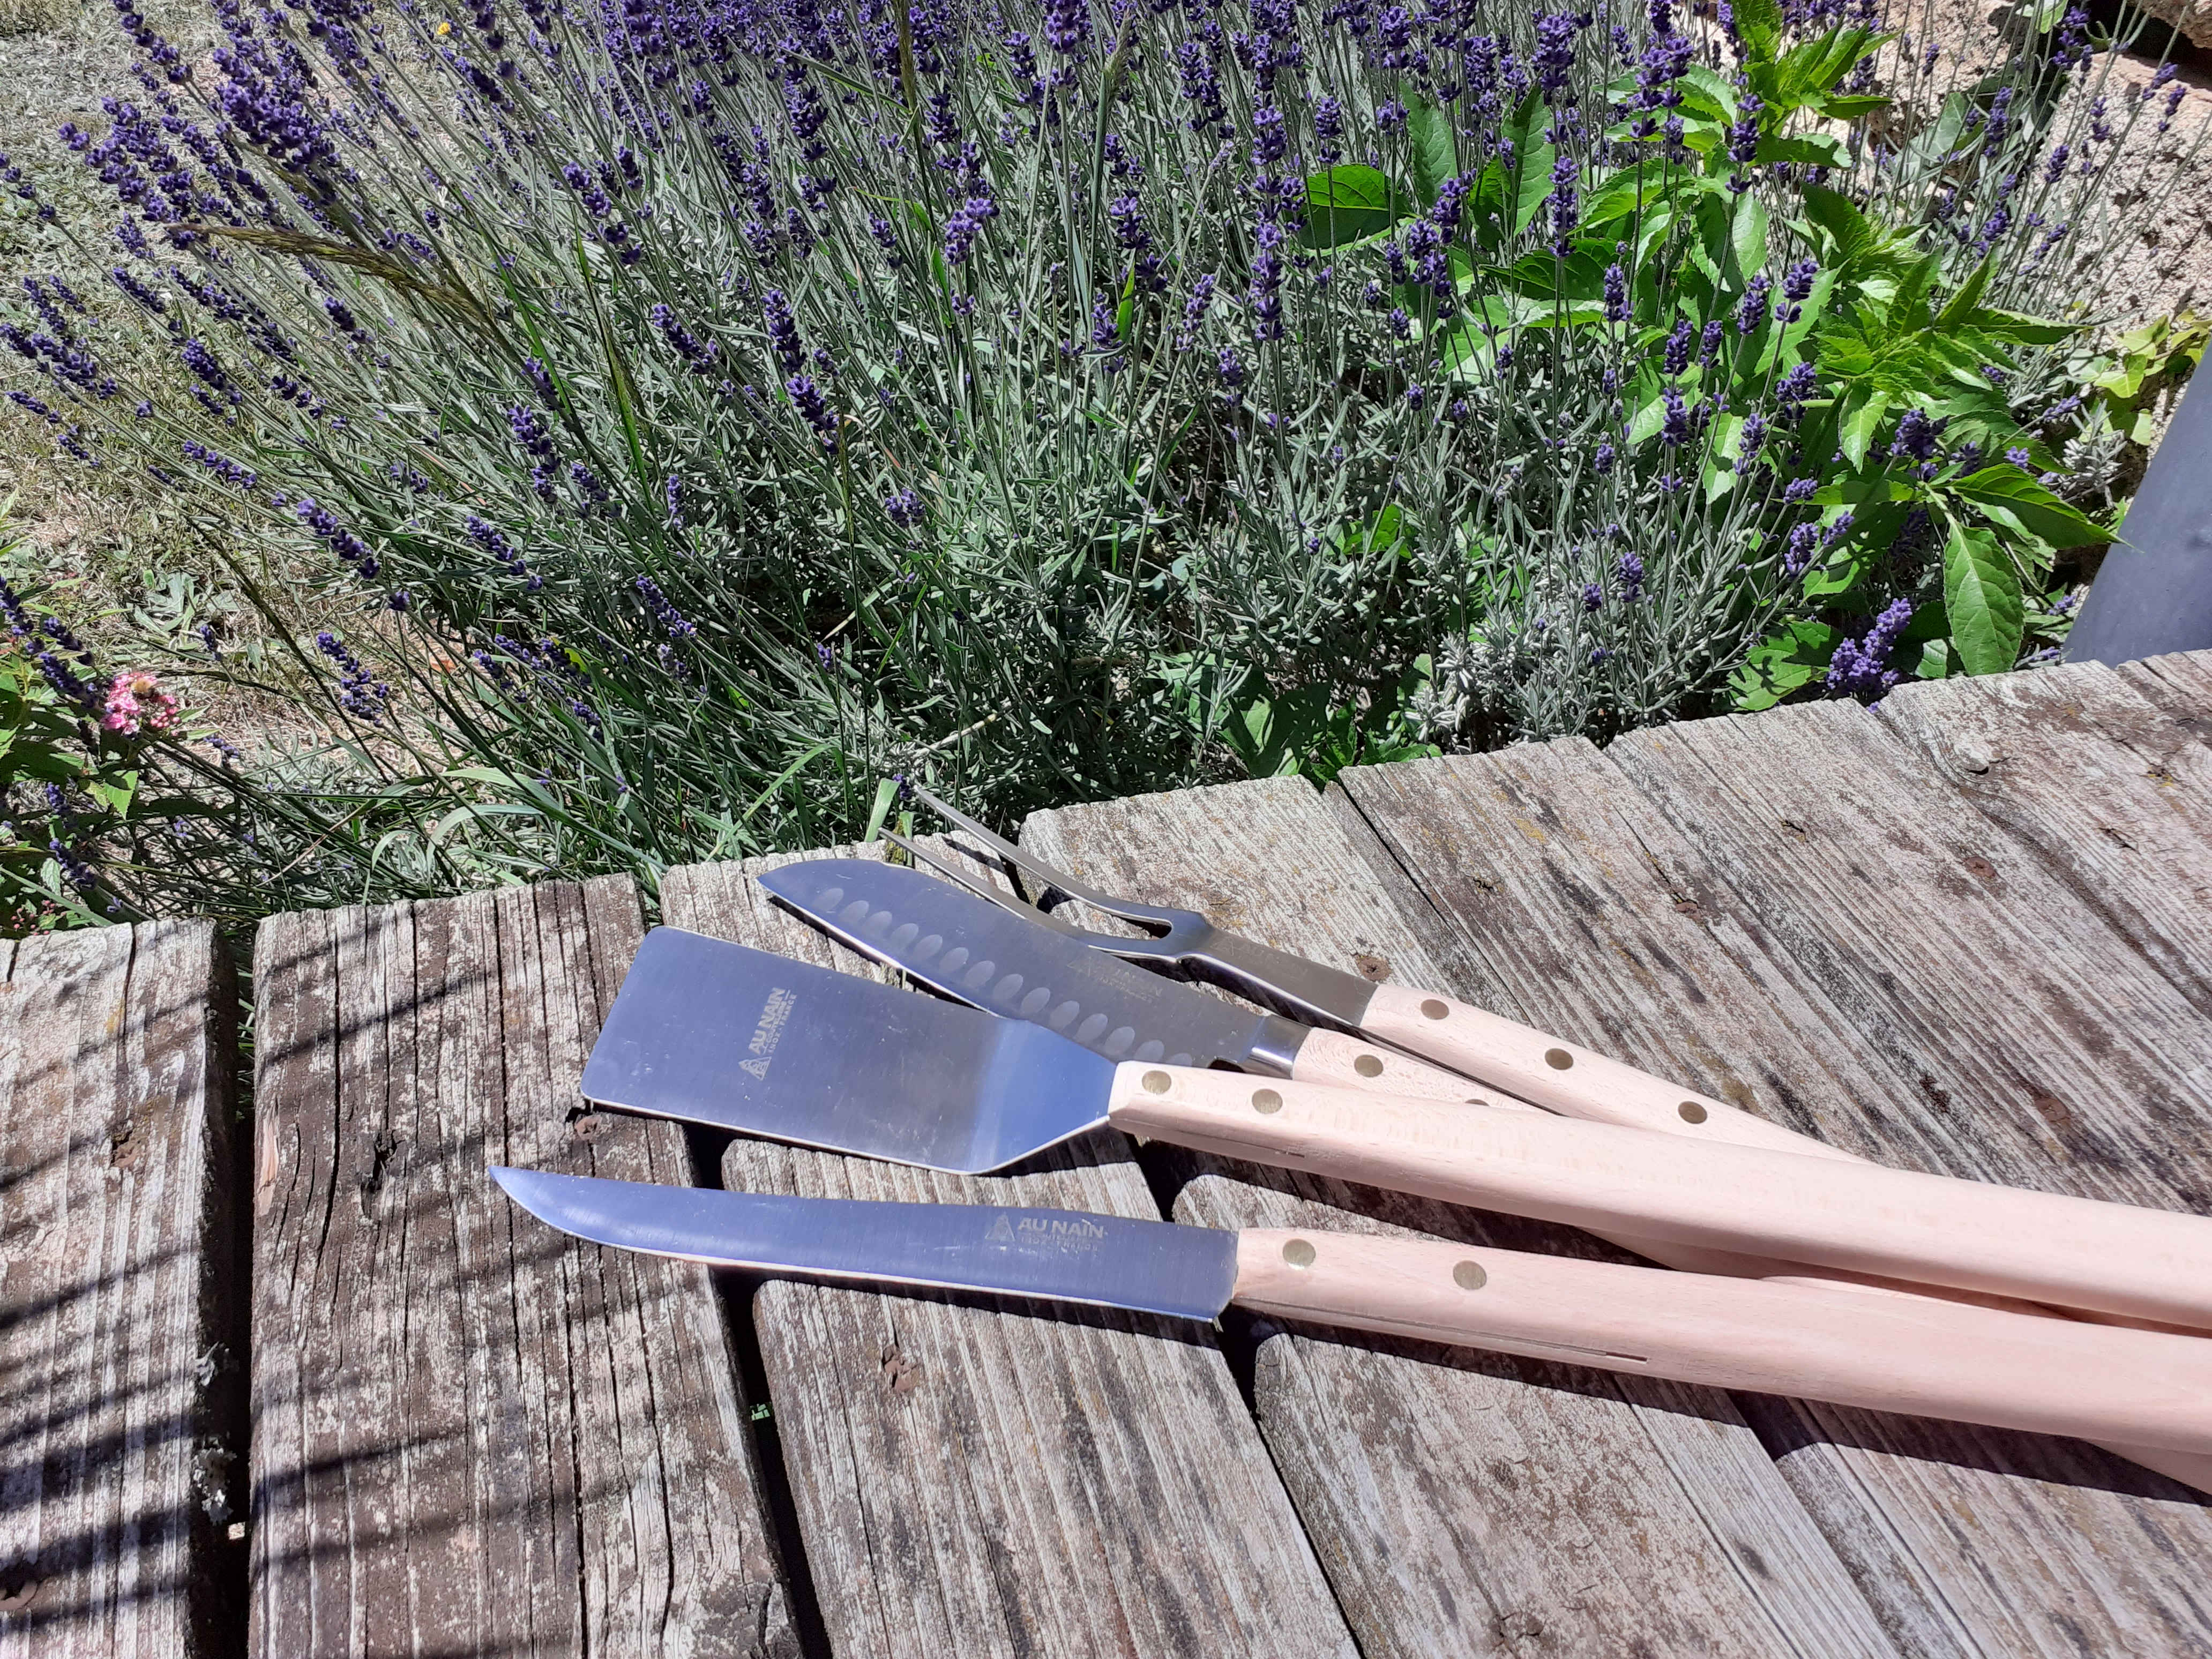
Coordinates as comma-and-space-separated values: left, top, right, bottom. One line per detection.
1300, 163, 1403, 249
1731, 620, 1840, 711
1914, 638, 1961, 679
1943, 521, 2025, 675
1755, 131, 1851, 170
1732, 0, 1784, 59
1513, 140, 1561, 237
1402, 85, 1460, 207
1799, 184, 1874, 266
862, 776, 899, 843
1934, 255, 1994, 332
1730, 191, 1769, 281
1951, 466, 2114, 548
1968, 307, 2077, 346
1839, 387, 1891, 468
1889, 255, 1937, 331
1467, 158, 1514, 247
1816, 93, 1890, 120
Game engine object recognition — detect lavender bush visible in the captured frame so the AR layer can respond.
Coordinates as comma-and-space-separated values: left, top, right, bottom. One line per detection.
1, 0, 2201, 909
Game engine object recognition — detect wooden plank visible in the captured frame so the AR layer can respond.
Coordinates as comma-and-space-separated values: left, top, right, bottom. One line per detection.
0, 923, 241, 1656
662, 851, 1359, 1659
1019, 784, 1899, 1659
249, 881, 796, 1657
1879, 662, 2212, 1018
1553, 703, 2212, 1654
2117, 648, 2212, 741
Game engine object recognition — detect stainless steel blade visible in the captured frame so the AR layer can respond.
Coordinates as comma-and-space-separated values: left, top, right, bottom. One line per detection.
579, 927, 1116, 1172
490, 1167, 1239, 1320
757, 858, 1311, 1074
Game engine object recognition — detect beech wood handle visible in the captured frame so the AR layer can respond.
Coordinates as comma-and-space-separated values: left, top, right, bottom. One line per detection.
1298, 1025, 2212, 1492
1111, 1065, 2212, 1326
1360, 982, 1851, 1156
1230, 1231, 2212, 1455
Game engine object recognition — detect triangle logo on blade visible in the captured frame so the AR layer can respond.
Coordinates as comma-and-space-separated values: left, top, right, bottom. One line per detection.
987, 1214, 1016, 1243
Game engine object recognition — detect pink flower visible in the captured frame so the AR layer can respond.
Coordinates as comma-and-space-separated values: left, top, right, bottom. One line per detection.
102, 670, 180, 737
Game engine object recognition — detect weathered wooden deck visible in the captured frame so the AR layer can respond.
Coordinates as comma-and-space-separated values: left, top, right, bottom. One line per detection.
4, 650, 2211, 1657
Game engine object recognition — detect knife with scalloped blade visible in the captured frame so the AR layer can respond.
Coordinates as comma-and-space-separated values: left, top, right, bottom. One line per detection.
756, 857, 1474, 1100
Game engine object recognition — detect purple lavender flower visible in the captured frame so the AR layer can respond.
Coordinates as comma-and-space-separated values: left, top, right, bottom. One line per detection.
762, 289, 803, 375
1737, 274, 1771, 335
295, 497, 375, 573
1616, 551, 1644, 600
650, 304, 720, 375
315, 630, 388, 721
636, 575, 696, 638
1782, 521, 1818, 575
1603, 258, 1628, 322
1826, 599, 1913, 697
1250, 223, 1286, 345
786, 373, 839, 453
1547, 154, 1578, 255
181, 438, 257, 490
1660, 384, 1691, 445
1726, 92, 1762, 187
1662, 318, 1694, 376
467, 514, 541, 592
1313, 95, 1344, 163
1888, 407, 1941, 462
1774, 361, 1818, 408
1533, 12, 1579, 101
884, 487, 925, 528
1778, 257, 1818, 322
944, 194, 999, 267
1217, 346, 1246, 403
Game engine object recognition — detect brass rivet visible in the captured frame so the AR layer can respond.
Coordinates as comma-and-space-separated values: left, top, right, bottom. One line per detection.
1141, 1070, 1172, 1094
1420, 998, 1449, 1020
1282, 1238, 1317, 1269
1678, 1101, 1709, 1125
1251, 1088, 1284, 1115
1544, 1048, 1574, 1070
1354, 1053, 1384, 1079
1453, 1260, 1488, 1290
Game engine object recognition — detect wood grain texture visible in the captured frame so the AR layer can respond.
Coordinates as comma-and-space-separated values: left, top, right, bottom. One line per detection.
2117, 648, 2212, 741
1879, 661, 2212, 1017
0, 922, 240, 1656
662, 849, 1358, 1659
249, 880, 794, 1657
1021, 783, 1896, 1659
1496, 704, 2212, 1655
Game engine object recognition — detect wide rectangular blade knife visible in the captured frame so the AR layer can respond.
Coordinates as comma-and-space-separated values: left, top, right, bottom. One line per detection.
576, 928, 2212, 1330
754, 857, 1475, 1100
489, 1167, 2212, 1458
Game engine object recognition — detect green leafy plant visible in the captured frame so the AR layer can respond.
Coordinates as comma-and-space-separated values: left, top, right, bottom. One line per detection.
2, 0, 2201, 911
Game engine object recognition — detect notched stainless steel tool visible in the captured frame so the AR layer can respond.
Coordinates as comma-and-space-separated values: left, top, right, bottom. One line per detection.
758, 857, 1398, 1082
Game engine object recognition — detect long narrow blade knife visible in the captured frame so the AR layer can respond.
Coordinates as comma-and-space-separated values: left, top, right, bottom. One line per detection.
575, 928, 2212, 1330
755, 858, 1474, 1100
490, 1166, 2212, 1458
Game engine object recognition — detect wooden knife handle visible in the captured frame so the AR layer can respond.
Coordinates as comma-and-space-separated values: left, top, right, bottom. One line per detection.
1110, 1065, 2212, 1327
1359, 982, 1849, 1157
1229, 1230, 2212, 1456
1298, 1025, 2212, 1492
